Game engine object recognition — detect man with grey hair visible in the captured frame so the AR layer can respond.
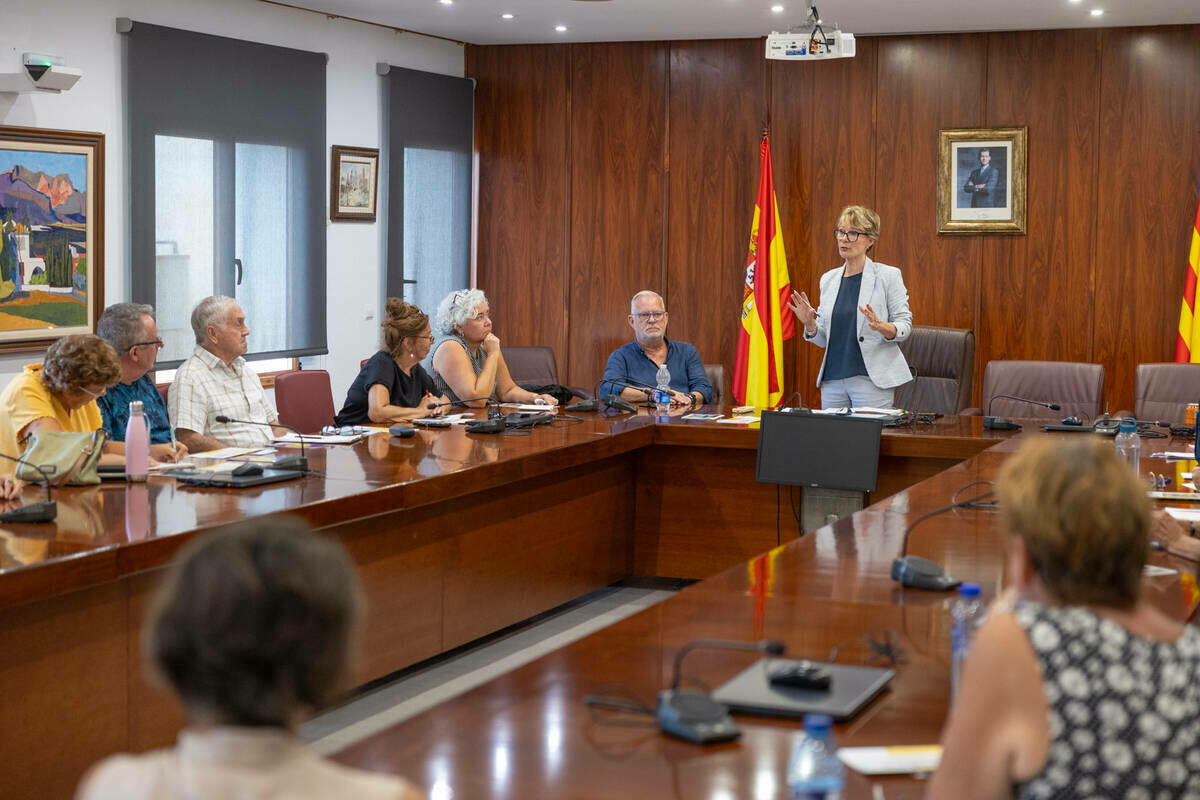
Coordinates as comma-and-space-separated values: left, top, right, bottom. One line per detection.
598, 290, 713, 407
168, 296, 287, 452
96, 302, 187, 461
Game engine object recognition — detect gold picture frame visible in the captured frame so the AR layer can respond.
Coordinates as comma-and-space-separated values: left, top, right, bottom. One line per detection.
937, 127, 1027, 235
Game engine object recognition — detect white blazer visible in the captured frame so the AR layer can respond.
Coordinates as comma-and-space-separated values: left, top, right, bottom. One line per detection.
805, 257, 914, 389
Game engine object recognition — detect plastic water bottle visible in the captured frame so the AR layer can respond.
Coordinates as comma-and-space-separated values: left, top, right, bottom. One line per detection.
950, 582, 984, 701
787, 713, 844, 799
655, 363, 672, 415
126, 400, 149, 482
1114, 418, 1140, 478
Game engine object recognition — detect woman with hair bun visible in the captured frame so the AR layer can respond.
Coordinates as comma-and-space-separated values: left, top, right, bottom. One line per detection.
334, 299, 449, 425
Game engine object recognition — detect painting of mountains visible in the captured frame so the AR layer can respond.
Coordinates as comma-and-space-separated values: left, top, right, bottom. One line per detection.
0, 126, 103, 349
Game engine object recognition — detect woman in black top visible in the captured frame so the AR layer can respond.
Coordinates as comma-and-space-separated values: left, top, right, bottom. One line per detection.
335, 299, 450, 425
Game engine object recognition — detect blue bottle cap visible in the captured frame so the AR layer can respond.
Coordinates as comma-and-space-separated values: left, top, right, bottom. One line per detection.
1119, 418, 1136, 432
959, 582, 981, 597
803, 713, 833, 735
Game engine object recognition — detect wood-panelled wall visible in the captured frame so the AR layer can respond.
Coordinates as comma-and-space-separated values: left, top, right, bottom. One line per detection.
467, 25, 1200, 412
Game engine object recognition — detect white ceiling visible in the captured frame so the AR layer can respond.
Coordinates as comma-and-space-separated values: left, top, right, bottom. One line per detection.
270, 0, 1200, 45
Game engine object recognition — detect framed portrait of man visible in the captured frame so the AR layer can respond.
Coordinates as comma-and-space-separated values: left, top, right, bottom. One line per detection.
937, 127, 1027, 235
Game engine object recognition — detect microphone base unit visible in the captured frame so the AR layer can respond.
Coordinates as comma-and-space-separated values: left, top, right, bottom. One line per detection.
603, 394, 637, 413
565, 399, 599, 413
891, 555, 962, 591
388, 425, 416, 438
982, 415, 1021, 431
0, 500, 57, 523
655, 689, 741, 744
465, 419, 506, 434
271, 456, 309, 472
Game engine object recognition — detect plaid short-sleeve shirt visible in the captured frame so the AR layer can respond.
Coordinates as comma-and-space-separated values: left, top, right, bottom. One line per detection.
167, 347, 277, 448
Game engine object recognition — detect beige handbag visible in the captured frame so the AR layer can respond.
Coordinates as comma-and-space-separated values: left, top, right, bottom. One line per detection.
16, 429, 108, 486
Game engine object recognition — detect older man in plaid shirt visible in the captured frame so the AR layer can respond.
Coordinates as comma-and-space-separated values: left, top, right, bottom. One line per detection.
168, 296, 291, 452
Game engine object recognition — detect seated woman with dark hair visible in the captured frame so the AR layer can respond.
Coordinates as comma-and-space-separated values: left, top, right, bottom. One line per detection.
335, 298, 450, 425
76, 517, 424, 799
928, 438, 1200, 799
0, 334, 130, 472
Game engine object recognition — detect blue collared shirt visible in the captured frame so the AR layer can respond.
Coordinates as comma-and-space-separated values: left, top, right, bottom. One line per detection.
97, 374, 172, 444
599, 338, 713, 402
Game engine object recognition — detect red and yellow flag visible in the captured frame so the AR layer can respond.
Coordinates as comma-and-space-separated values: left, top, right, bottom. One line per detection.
1175, 195, 1200, 362
734, 133, 794, 408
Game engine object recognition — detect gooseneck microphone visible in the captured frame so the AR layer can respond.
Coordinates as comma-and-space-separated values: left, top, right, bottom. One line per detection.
655, 638, 786, 743
0, 452, 57, 523
891, 484, 995, 591
427, 396, 493, 409
214, 416, 308, 472
983, 394, 1062, 431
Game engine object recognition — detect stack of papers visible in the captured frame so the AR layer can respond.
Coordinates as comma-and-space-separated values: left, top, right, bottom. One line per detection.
190, 447, 275, 460
273, 433, 361, 445
812, 406, 904, 417
837, 745, 942, 775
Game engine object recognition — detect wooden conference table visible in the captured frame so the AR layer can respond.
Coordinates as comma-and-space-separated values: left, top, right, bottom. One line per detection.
0, 408, 1194, 798
329, 415, 1200, 800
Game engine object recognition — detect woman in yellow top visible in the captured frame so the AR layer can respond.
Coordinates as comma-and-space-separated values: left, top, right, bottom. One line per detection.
0, 334, 128, 474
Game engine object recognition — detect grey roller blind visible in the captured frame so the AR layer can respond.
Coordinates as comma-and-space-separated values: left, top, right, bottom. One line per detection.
385, 65, 473, 316
124, 20, 327, 366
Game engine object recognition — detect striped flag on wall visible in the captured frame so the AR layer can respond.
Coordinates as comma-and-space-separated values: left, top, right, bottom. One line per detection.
1175, 193, 1200, 362
733, 133, 794, 408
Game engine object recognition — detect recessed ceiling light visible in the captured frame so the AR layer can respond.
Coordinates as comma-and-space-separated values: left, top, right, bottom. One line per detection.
555, 24, 568, 32
439, 0, 452, 5
501, 13, 514, 19
771, 4, 784, 12
1090, 8, 1103, 15
1069, 0, 1082, 3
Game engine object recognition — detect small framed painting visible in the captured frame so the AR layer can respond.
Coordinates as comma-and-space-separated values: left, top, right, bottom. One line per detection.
937, 127, 1027, 235
0, 125, 104, 351
330, 145, 380, 222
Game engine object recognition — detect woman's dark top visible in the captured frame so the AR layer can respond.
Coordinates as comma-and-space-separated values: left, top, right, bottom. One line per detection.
822, 271, 869, 381
1013, 601, 1200, 799
335, 351, 436, 425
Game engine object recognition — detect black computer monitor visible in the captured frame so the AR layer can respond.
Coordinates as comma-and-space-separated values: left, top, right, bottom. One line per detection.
755, 411, 883, 492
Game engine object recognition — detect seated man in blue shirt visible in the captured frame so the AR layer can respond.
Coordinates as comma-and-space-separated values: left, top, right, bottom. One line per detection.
95, 303, 187, 462
599, 290, 714, 407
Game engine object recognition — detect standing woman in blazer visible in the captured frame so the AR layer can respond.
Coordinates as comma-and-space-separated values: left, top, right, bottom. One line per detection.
788, 205, 913, 409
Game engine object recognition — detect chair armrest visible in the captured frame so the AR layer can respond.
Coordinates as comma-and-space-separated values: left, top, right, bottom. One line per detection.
567, 386, 593, 401
961, 407, 982, 416
1111, 409, 1132, 420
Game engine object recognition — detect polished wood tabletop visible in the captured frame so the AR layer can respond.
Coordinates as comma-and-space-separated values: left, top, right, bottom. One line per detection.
331, 420, 1200, 800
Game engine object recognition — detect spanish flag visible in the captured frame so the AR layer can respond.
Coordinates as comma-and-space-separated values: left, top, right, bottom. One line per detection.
1175, 193, 1200, 362
734, 133, 794, 408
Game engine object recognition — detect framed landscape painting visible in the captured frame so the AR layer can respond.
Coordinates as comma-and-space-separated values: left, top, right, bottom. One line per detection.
0, 125, 104, 351
330, 145, 379, 221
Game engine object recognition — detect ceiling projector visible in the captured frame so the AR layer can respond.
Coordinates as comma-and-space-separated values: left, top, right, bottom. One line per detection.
766, 30, 855, 60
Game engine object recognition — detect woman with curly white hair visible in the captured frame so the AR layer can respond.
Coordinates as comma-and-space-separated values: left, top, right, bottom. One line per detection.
429, 289, 558, 408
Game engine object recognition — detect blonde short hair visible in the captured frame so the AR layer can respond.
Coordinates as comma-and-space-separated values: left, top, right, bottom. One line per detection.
996, 437, 1150, 609
838, 205, 881, 250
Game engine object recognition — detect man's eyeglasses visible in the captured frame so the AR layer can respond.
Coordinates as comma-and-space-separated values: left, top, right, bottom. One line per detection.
833, 228, 865, 242
131, 339, 164, 350
633, 311, 666, 322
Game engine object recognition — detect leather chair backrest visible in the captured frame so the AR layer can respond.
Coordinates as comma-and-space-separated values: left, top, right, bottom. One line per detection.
504, 346, 560, 386
274, 370, 336, 434
704, 364, 725, 407
892, 326, 975, 414
981, 360, 1105, 421
1135, 363, 1200, 423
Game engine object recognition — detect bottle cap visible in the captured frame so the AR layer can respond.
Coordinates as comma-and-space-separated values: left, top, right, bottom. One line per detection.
803, 713, 832, 735
129, 400, 144, 413
1119, 418, 1136, 432
959, 582, 981, 597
